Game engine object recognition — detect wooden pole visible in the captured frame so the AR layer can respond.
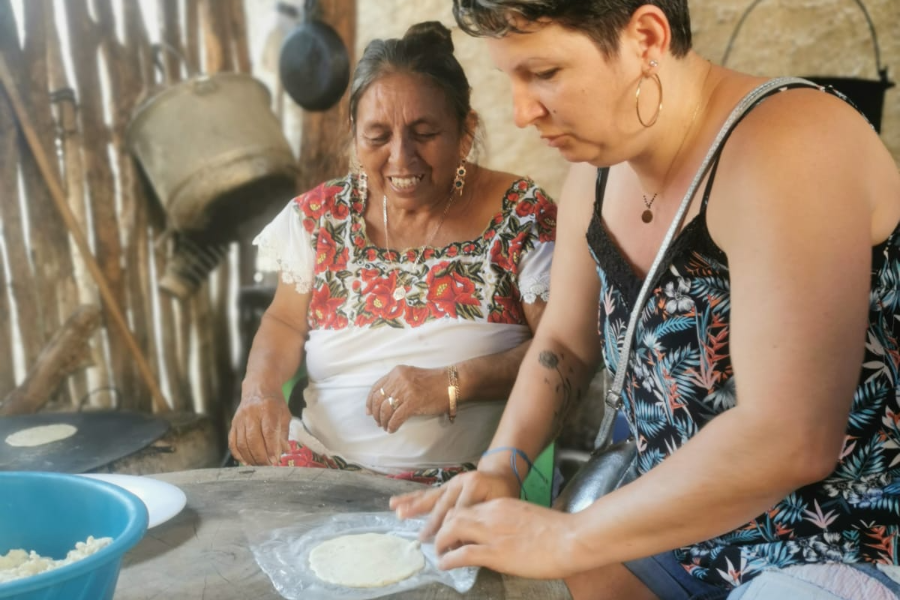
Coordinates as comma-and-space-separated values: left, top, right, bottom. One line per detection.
0, 240, 13, 394
47, 11, 112, 408
0, 305, 102, 416
0, 52, 170, 414
97, 0, 156, 413
0, 0, 44, 371
65, 0, 136, 406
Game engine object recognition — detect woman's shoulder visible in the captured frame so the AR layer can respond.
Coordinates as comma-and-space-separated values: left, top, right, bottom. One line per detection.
717, 77, 876, 167
291, 174, 356, 220
476, 169, 557, 244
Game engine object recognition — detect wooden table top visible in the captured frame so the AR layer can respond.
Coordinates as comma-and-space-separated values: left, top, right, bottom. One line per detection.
115, 467, 571, 599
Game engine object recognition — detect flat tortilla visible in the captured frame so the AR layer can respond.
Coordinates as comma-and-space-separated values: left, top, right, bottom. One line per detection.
309, 532, 425, 588
5, 424, 77, 447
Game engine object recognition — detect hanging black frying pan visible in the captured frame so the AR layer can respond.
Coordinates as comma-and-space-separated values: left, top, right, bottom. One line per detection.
279, 0, 350, 112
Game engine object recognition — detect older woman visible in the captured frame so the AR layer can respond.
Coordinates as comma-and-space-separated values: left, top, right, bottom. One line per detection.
391, 2, 900, 599
228, 21, 556, 485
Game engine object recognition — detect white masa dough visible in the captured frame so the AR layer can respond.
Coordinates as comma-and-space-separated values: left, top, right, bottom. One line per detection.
5, 424, 77, 447
309, 532, 425, 588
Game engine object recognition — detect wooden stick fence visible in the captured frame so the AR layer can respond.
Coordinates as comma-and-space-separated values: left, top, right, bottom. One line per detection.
0, 0, 282, 420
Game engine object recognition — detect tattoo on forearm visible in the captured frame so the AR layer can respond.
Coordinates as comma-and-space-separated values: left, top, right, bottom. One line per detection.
538, 350, 580, 433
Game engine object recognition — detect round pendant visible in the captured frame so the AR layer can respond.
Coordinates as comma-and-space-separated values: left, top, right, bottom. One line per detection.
392, 287, 406, 301
641, 209, 653, 224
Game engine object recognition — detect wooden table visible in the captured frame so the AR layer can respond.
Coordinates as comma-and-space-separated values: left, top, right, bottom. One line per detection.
116, 467, 571, 599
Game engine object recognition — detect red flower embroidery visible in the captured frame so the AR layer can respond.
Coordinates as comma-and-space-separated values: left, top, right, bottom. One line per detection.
302, 218, 316, 234
507, 231, 529, 271
316, 228, 348, 273
488, 294, 524, 325
296, 183, 339, 219
446, 245, 459, 258
426, 266, 479, 318
515, 199, 534, 217
517, 180, 529, 191
404, 304, 430, 327
534, 193, 557, 243
365, 248, 378, 262
332, 202, 350, 220
309, 285, 347, 329
359, 269, 404, 322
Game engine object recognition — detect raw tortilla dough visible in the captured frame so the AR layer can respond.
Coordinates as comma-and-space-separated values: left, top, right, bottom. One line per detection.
5, 424, 77, 447
309, 532, 425, 588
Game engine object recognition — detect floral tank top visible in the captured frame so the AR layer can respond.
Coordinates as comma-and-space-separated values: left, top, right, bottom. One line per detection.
588, 83, 900, 590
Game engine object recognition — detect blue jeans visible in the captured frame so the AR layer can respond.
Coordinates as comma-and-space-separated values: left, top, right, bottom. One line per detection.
625, 552, 900, 600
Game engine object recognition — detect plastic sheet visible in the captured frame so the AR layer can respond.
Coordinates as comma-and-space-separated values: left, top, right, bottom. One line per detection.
240, 510, 478, 600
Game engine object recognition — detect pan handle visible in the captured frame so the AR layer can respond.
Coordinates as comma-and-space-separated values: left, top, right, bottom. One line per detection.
721, 0, 886, 78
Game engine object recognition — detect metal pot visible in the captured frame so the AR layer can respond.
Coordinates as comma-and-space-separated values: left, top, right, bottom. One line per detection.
722, 0, 894, 133
126, 71, 298, 241
278, 0, 350, 112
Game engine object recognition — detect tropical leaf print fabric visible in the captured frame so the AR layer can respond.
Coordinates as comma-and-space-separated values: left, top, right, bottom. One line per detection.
588, 171, 900, 590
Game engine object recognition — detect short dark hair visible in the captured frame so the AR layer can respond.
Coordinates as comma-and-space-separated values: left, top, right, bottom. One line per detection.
452, 0, 692, 58
349, 21, 473, 135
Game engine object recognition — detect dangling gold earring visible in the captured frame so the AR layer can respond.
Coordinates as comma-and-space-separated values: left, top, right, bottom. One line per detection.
636, 63, 663, 128
453, 158, 467, 196
357, 167, 368, 204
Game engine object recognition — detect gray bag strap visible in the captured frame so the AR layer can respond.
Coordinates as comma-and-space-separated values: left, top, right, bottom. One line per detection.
594, 77, 812, 451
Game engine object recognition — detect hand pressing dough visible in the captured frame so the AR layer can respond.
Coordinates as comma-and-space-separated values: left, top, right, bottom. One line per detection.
5, 424, 77, 447
309, 532, 425, 588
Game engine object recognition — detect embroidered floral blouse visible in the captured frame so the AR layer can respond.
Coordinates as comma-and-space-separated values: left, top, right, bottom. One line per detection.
254, 174, 556, 471
589, 84, 900, 590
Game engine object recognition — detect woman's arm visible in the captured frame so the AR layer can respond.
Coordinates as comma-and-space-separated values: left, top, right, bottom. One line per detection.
391, 162, 604, 529
367, 298, 547, 433
229, 278, 311, 466
433, 90, 895, 577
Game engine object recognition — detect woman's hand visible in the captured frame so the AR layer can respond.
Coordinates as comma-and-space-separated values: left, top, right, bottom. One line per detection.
228, 394, 292, 466
365, 365, 449, 433
390, 470, 521, 539
434, 498, 579, 578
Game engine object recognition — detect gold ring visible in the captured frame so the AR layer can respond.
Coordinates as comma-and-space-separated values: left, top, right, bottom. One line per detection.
388, 396, 396, 408
380, 387, 386, 397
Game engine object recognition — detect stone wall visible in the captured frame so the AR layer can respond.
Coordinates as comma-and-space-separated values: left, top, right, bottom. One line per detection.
357, 0, 900, 200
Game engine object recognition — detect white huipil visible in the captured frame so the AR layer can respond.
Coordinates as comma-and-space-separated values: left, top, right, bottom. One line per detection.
254, 175, 555, 473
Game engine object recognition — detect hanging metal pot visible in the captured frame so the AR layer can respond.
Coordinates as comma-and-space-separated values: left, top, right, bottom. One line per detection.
126, 47, 298, 241
278, 0, 350, 111
723, 0, 894, 133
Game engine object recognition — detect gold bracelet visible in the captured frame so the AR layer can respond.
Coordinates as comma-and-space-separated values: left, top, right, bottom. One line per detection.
446, 365, 459, 423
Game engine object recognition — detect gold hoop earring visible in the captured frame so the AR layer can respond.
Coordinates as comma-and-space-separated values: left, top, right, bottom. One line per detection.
636, 73, 663, 128
453, 158, 467, 196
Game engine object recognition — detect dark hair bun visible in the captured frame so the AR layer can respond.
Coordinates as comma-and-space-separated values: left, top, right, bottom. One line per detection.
403, 21, 454, 55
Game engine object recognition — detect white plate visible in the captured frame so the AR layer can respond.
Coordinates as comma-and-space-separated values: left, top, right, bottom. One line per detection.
79, 473, 187, 528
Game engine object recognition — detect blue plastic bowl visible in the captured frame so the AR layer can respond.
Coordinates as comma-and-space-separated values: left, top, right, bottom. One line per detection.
0, 472, 148, 600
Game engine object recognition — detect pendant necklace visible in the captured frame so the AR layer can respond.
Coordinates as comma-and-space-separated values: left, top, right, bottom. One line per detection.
641, 61, 712, 224
383, 192, 455, 301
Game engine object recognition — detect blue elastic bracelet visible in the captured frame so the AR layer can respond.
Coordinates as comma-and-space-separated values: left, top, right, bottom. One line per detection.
481, 446, 548, 502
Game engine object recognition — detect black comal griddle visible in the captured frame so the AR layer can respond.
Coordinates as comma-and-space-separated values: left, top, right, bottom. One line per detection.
0, 411, 170, 473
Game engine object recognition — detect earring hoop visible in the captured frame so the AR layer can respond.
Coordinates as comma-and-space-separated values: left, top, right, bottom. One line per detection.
453, 158, 467, 196
636, 73, 663, 128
